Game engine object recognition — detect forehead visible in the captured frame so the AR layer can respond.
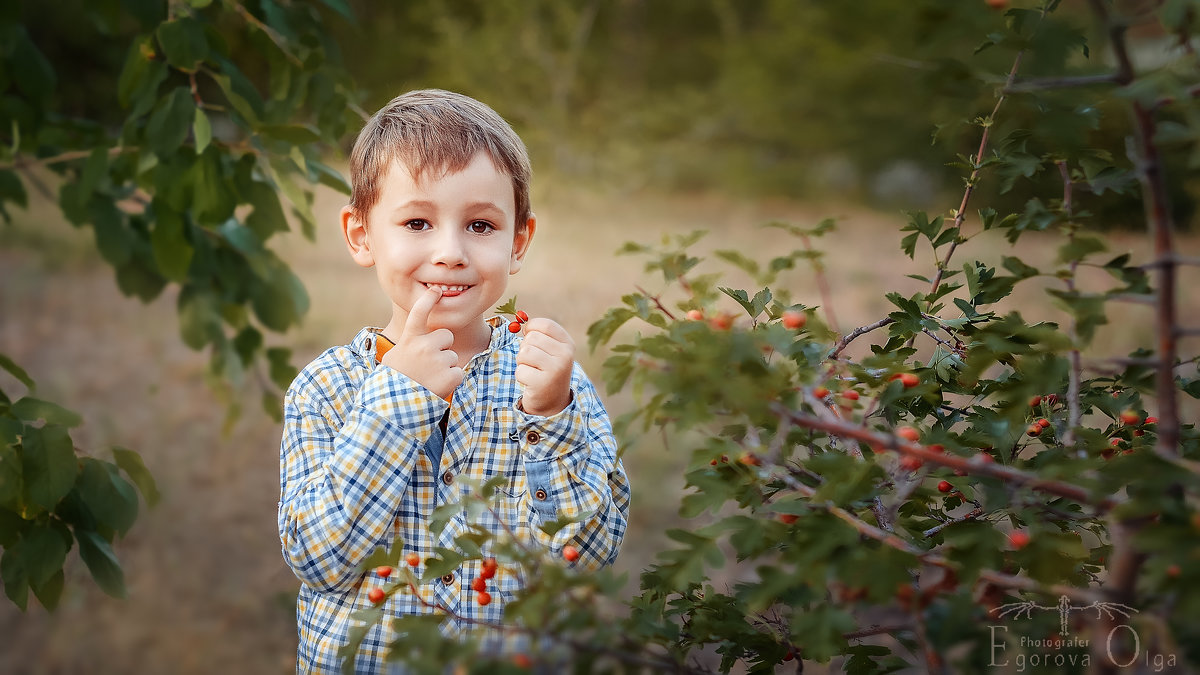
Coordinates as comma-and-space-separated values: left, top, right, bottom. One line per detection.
375, 151, 516, 209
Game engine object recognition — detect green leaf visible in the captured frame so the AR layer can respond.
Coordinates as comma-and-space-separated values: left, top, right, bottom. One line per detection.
10, 398, 82, 427
30, 569, 64, 611
177, 288, 222, 350
112, 448, 160, 508
156, 17, 209, 70
243, 180, 290, 239
117, 37, 168, 110
1057, 235, 1107, 265
0, 444, 22, 509
0, 353, 34, 389
145, 87, 196, 157
75, 530, 126, 598
309, 159, 351, 196
1, 545, 29, 610
17, 522, 70, 587
9, 28, 56, 104
20, 424, 78, 511
77, 458, 139, 535
266, 348, 298, 392
258, 124, 322, 145
151, 203, 193, 282
192, 108, 212, 154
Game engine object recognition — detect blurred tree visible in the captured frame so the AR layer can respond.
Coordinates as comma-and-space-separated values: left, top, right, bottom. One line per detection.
0, 0, 360, 610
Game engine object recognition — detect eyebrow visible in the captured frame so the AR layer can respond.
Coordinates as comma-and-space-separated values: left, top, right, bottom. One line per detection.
389, 200, 508, 217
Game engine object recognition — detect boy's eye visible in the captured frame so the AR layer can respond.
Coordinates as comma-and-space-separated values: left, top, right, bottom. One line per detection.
468, 220, 495, 234
404, 219, 430, 231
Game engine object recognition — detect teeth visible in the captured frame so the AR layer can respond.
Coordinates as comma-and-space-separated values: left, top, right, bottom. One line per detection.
426, 283, 470, 292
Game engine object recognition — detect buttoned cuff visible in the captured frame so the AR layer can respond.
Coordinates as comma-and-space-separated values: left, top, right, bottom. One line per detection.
514, 390, 588, 462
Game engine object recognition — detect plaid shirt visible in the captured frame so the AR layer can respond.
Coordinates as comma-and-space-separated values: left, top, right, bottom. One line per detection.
278, 321, 630, 673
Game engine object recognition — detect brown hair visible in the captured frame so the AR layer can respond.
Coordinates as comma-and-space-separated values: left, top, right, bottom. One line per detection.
347, 89, 532, 229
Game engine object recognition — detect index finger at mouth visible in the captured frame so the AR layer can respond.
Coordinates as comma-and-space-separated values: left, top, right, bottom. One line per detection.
404, 285, 442, 336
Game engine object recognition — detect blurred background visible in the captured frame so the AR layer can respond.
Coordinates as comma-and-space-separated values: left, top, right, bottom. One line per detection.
2, 0, 1198, 672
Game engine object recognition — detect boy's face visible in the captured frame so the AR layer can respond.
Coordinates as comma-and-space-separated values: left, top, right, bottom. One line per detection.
342, 151, 533, 336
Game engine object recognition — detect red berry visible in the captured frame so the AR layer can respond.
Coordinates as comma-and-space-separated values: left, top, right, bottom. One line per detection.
508, 321, 522, 333
1029, 395, 1042, 407
842, 390, 860, 401
813, 386, 830, 399
900, 456, 923, 471
738, 453, 762, 466
481, 557, 498, 579
1026, 425, 1041, 437
512, 654, 532, 669
471, 577, 487, 592
376, 566, 393, 579
783, 650, 795, 662
562, 545, 581, 563
1167, 564, 1181, 578
938, 480, 953, 493
778, 513, 799, 525
515, 310, 529, 323
1145, 416, 1158, 425
1038, 418, 1051, 429
1120, 409, 1140, 425
1008, 531, 1030, 549
928, 444, 945, 453
710, 314, 733, 330
710, 458, 718, 466
1045, 394, 1059, 406
898, 426, 920, 442
897, 372, 920, 388
368, 587, 385, 604
986, 0, 1009, 9
476, 590, 492, 606
405, 552, 421, 568
781, 311, 806, 330
686, 309, 704, 321
720, 455, 729, 463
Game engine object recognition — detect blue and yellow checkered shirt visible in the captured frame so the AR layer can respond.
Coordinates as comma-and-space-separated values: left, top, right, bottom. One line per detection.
278, 322, 630, 673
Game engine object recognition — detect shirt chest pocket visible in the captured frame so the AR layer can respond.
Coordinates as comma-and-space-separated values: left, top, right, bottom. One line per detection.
477, 405, 526, 500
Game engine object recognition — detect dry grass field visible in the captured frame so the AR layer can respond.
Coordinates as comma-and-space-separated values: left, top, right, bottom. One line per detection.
0, 176, 1196, 674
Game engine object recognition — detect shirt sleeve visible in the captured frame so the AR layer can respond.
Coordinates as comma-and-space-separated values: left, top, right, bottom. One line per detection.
515, 365, 630, 568
278, 362, 448, 593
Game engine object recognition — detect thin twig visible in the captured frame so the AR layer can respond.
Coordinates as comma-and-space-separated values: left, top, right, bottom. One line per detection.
635, 285, 678, 321
923, 508, 984, 538
830, 318, 894, 359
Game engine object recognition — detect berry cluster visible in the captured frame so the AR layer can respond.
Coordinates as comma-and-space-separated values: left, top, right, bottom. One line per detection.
508, 310, 530, 333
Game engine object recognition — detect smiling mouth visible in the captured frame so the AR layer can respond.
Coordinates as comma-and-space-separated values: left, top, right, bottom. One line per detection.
423, 282, 473, 296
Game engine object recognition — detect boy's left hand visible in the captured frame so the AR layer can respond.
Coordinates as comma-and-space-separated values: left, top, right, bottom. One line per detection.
514, 317, 575, 417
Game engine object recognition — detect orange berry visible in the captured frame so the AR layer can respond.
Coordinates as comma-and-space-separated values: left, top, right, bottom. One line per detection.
471, 576, 487, 592
1038, 418, 1051, 429
368, 587, 385, 604
476, 590, 492, 606
937, 480, 953, 493
1145, 416, 1158, 425
842, 390, 860, 401
562, 545, 581, 563
481, 557, 498, 579
897, 426, 920, 442
512, 654, 532, 669
710, 314, 733, 330
986, 0, 1009, 9
897, 372, 920, 388
1026, 425, 1041, 437
1008, 530, 1030, 549
1120, 409, 1140, 425
778, 513, 799, 525
508, 321, 522, 333
376, 566, 393, 579
1029, 395, 1042, 407
781, 311, 806, 330
515, 310, 529, 323
1167, 564, 1181, 578
405, 552, 421, 568
900, 456, 923, 471
813, 386, 830, 399
686, 309, 704, 321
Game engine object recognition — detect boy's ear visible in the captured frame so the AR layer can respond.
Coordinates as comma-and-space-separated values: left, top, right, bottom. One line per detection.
509, 214, 537, 275
341, 205, 375, 268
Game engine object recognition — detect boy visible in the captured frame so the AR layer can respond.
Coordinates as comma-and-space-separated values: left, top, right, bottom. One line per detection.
277, 89, 630, 673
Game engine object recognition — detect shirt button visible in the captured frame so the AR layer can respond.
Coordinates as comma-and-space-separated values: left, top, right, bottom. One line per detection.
534, 489, 547, 501
442, 471, 454, 485
525, 430, 541, 444
441, 573, 455, 585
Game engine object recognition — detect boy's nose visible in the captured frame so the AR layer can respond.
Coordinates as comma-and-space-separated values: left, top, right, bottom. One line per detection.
430, 229, 468, 266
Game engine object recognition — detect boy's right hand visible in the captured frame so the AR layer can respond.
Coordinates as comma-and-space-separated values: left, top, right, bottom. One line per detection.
380, 286, 463, 400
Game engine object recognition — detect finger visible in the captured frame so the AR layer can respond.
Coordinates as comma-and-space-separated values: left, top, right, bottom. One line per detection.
427, 328, 455, 350
441, 350, 460, 369
520, 330, 573, 359
514, 363, 540, 388
404, 285, 443, 336
522, 317, 572, 344
516, 341, 557, 369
